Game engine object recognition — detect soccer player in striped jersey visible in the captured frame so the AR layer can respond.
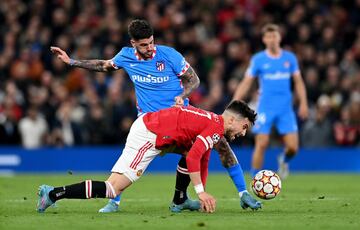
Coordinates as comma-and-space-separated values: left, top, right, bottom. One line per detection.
37, 100, 256, 214
50, 19, 261, 213
233, 24, 308, 179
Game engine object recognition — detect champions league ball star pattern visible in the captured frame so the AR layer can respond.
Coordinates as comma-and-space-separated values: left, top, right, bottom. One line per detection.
251, 170, 281, 200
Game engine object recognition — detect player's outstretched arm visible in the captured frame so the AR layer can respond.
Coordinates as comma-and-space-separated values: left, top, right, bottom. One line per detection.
176, 66, 200, 105
50, 46, 115, 72
214, 137, 239, 168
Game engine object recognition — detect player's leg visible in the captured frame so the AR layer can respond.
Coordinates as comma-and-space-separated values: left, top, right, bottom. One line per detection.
276, 109, 299, 179
250, 111, 273, 177
172, 157, 191, 204
37, 172, 133, 213
251, 134, 270, 177
38, 116, 158, 213
99, 114, 158, 213
278, 132, 299, 179
37, 178, 119, 213
215, 137, 261, 210
170, 156, 201, 212
98, 182, 125, 213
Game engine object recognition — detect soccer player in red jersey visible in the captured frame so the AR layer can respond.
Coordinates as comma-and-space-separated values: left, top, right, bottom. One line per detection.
36, 100, 256, 214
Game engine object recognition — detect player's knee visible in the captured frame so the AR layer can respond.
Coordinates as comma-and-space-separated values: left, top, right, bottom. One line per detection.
176, 157, 189, 174
256, 139, 269, 151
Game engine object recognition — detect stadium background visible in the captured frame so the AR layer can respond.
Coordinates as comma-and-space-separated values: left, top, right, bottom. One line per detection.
0, 0, 359, 173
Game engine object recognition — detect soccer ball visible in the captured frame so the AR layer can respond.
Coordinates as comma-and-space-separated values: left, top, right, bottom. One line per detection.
251, 170, 281, 200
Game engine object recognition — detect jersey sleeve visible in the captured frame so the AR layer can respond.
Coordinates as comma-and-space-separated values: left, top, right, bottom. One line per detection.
200, 149, 211, 186
166, 48, 190, 76
186, 128, 221, 173
110, 48, 126, 70
289, 52, 300, 75
245, 55, 260, 78
186, 137, 208, 173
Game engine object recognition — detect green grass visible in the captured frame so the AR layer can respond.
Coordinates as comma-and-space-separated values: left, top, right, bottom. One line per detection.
1, 173, 359, 230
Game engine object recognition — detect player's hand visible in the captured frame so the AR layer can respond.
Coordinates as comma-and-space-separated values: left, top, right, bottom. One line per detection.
50, 46, 71, 64
298, 103, 309, 120
198, 192, 216, 213
174, 96, 184, 106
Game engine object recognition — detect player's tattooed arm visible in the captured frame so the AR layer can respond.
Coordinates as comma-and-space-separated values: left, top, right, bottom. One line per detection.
50, 46, 115, 72
214, 137, 239, 168
70, 59, 114, 72
179, 66, 200, 99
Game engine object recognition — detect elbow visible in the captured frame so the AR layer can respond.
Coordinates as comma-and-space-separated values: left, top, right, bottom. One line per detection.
193, 78, 200, 90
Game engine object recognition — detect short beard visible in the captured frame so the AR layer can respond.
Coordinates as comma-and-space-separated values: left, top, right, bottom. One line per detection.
224, 130, 232, 142
137, 50, 152, 59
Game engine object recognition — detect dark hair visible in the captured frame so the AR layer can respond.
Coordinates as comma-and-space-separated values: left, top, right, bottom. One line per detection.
128, 19, 153, 40
225, 100, 257, 125
261, 23, 280, 36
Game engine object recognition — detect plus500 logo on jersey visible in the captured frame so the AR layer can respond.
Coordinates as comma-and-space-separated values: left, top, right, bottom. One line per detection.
131, 75, 170, 83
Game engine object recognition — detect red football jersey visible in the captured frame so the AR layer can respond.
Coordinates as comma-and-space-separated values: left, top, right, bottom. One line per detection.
143, 106, 224, 185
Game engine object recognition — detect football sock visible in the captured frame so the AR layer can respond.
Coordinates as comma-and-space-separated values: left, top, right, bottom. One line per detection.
172, 157, 190, 205
284, 154, 294, 163
49, 180, 110, 202
226, 163, 247, 196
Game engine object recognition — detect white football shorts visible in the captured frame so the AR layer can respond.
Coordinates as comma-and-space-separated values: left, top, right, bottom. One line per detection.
111, 115, 160, 182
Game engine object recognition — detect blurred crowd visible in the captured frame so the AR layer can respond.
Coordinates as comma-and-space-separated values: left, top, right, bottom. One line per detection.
0, 0, 359, 148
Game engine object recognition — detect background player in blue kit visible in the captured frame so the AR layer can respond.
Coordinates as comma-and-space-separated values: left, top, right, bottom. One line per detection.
51, 19, 260, 213
233, 24, 309, 179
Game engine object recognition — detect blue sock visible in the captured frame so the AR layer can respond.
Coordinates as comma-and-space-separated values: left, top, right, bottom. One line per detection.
112, 194, 121, 205
226, 163, 246, 192
284, 154, 294, 163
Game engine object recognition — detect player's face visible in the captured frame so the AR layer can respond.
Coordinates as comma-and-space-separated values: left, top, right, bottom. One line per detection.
262, 31, 281, 50
131, 36, 155, 59
225, 117, 251, 142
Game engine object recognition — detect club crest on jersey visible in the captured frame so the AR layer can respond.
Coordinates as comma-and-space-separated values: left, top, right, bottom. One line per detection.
136, 169, 143, 177
212, 133, 220, 144
283, 61, 290, 68
156, 61, 165, 71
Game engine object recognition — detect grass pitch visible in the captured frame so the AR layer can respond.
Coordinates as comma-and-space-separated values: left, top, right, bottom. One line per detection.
0, 173, 359, 230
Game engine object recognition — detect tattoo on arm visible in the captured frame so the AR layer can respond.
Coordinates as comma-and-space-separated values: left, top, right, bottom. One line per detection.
72, 59, 113, 72
214, 137, 239, 168
179, 66, 200, 99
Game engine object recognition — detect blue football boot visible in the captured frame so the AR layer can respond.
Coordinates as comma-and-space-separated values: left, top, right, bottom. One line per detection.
98, 200, 119, 213
169, 198, 201, 213
37, 185, 55, 213
240, 191, 262, 210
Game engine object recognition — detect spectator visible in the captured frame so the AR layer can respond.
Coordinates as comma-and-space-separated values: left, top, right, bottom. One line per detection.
333, 106, 359, 146
83, 104, 110, 145
18, 106, 48, 149
0, 103, 21, 145
301, 95, 334, 147
50, 101, 82, 147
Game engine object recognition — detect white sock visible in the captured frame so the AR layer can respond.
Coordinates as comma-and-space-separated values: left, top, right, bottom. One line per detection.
239, 190, 247, 198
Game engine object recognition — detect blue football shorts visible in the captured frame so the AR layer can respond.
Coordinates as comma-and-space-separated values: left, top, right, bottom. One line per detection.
252, 107, 298, 135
